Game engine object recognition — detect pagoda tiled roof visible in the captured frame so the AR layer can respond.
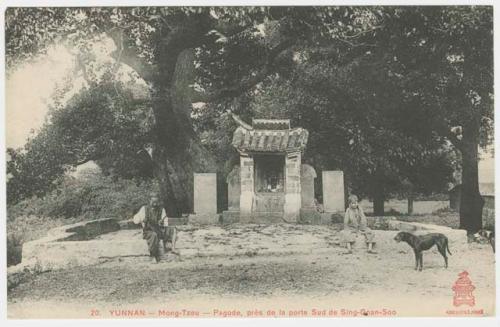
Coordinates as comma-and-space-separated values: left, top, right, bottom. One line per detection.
252, 119, 290, 130
232, 126, 309, 153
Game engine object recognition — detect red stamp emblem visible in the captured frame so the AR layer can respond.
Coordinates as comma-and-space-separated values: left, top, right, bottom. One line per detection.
452, 271, 476, 307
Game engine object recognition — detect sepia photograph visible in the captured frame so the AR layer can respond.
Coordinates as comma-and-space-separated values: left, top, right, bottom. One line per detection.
3, 3, 496, 320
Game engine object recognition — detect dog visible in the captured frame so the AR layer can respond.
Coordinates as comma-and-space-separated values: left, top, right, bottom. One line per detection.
476, 229, 495, 253
394, 231, 452, 271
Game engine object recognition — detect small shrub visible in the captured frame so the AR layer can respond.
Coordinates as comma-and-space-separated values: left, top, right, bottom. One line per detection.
7, 233, 23, 266
8, 170, 156, 221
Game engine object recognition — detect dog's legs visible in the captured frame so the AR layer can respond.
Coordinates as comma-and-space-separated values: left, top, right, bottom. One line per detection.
418, 252, 423, 271
413, 249, 419, 270
437, 244, 448, 268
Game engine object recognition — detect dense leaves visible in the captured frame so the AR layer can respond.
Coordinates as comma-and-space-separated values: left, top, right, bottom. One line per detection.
7, 81, 154, 204
6, 7, 493, 231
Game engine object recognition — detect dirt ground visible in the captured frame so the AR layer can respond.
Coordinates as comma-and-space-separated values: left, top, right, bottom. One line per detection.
8, 226, 496, 318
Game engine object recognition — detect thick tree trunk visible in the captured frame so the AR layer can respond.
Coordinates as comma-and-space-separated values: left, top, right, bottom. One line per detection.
373, 192, 385, 216
459, 127, 484, 234
152, 138, 216, 217
407, 194, 414, 215
371, 171, 385, 216
151, 49, 217, 217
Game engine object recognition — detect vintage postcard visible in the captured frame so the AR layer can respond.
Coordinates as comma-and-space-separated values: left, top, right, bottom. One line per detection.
3, 2, 497, 321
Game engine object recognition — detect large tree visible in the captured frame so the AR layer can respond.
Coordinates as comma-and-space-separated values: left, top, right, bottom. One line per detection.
7, 7, 373, 215
7, 7, 492, 232
238, 54, 455, 215
371, 6, 493, 232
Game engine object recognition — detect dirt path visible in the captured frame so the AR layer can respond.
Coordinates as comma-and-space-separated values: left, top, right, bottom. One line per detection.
8, 239, 495, 318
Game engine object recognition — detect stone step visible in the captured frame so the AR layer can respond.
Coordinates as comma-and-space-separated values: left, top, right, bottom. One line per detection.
239, 212, 286, 224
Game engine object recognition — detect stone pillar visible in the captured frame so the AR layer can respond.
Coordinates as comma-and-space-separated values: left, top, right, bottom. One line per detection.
222, 165, 241, 224
190, 173, 218, 224
284, 152, 301, 222
322, 171, 345, 213
226, 165, 240, 211
239, 155, 254, 218
300, 164, 317, 209
299, 164, 323, 224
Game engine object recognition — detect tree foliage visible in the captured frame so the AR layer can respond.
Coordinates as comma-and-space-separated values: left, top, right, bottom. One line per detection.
6, 6, 493, 231
7, 80, 154, 204
371, 6, 493, 229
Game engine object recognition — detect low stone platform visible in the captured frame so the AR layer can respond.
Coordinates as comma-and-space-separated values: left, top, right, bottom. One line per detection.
188, 213, 220, 225
10, 219, 469, 276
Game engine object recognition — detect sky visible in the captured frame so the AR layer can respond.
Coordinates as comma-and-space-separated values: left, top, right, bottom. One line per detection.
5, 42, 495, 184
6, 45, 77, 149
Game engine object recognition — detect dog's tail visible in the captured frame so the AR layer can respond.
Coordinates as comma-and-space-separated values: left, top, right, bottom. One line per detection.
446, 239, 452, 255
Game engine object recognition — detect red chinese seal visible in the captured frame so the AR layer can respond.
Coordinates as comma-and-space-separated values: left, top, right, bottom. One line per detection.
452, 271, 475, 307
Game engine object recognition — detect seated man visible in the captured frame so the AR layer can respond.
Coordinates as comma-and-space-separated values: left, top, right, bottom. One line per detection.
133, 194, 178, 263
339, 195, 376, 254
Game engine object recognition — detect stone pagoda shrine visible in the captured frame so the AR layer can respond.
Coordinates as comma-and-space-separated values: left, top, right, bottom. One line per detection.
223, 117, 316, 223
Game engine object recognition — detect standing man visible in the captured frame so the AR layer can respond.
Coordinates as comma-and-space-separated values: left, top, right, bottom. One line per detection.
133, 194, 178, 263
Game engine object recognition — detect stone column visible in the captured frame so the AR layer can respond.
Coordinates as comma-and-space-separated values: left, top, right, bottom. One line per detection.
300, 164, 317, 209
299, 164, 322, 224
239, 155, 254, 218
190, 173, 218, 224
322, 171, 345, 213
194, 173, 217, 214
226, 165, 241, 211
284, 152, 302, 222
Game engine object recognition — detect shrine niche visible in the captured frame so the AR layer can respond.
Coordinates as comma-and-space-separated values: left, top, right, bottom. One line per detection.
223, 116, 310, 223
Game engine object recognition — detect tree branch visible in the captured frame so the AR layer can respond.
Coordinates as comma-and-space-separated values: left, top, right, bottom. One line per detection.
107, 27, 158, 83
193, 38, 295, 103
73, 157, 95, 166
